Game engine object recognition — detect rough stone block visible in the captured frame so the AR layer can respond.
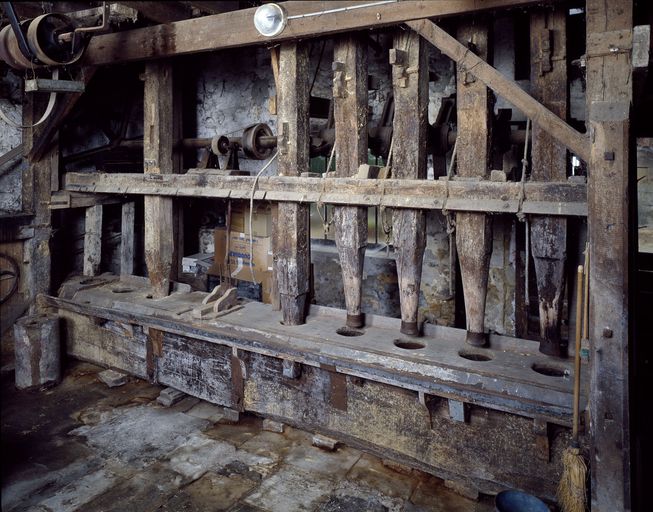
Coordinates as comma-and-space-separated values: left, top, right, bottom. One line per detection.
262, 419, 285, 433
312, 433, 339, 451
220, 407, 240, 423
444, 479, 479, 501
157, 387, 186, 407
14, 314, 61, 389
97, 369, 128, 388
186, 401, 224, 423
381, 458, 413, 475
490, 169, 507, 182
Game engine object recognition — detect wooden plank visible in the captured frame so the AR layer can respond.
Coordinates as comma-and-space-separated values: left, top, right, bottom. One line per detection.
63, 172, 588, 215
391, 28, 428, 336
529, 8, 568, 357
332, 34, 368, 329
83, 205, 103, 276
144, 61, 176, 298
274, 42, 311, 325
407, 19, 590, 162
586, 1, 633, 510
80, 1, 561, 66
121, 201, 136, 276
50, 298, 578, 500
454, 21, 492, 348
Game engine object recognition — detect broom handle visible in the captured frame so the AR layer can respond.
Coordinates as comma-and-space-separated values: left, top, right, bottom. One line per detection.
583, 244, 589, 341
572, 265, 584, 442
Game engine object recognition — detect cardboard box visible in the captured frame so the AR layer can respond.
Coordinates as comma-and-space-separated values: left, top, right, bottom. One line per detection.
230, 203, 273, 237
208, 228, 274, 303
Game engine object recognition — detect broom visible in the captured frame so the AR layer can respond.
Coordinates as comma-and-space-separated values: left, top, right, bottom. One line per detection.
557, 264, 588, 512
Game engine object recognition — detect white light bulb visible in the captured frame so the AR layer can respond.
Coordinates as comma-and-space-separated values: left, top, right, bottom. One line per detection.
253, 3, 287, 37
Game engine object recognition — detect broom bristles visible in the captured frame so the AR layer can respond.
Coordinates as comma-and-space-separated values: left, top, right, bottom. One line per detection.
557, 446, 588, 512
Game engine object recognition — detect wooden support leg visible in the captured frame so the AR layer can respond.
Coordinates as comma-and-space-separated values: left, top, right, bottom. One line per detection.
83, 205, 102, 277
455, 22, 493, 347
531, 217, 566, 356
586, 1, 633, 509
144, 197, 174, 298
393, 209, 426, 335
143, 61, 175, 298
390, 29, 428, 336
456, 212, 492, 346
273, 42, 311, 325
529, 9, 568, 357
120, 201, 135, 276
276, 202, 310, 325
333, 34, 368, 329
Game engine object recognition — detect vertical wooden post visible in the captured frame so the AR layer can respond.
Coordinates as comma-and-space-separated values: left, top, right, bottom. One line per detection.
274, 42, 311, 325
529, 9, 568, 357
333, 34, 368, 329
586, 1, 633, 510
144, 61, 175, 298
22, 94, 56, 307
455, 22, 493, 347
120, 201, 135, 276
390, 29, 428, 336
83, 205, 102, 276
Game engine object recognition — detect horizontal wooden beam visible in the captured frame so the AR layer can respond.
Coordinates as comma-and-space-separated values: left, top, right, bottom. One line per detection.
81, 0, 558, 66
48, 190, 123, 210
407, 19, 590, 162
64, 171, 587, 216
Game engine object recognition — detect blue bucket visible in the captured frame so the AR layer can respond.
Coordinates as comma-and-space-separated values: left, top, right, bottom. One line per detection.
495, 490, 549, 512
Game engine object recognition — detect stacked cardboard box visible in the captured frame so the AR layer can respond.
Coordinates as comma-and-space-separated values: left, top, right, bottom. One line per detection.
208, 204, 273, 303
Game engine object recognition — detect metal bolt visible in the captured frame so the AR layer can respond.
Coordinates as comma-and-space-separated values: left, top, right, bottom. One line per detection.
602, 327, 613, 338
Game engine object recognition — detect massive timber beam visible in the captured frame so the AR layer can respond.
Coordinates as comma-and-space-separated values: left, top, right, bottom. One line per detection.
80, 0, 560, 66
64, 172, 588, 216
407, 19, 590, 162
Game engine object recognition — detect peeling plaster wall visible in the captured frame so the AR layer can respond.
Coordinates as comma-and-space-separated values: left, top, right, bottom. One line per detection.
0, 70, 23, 213
196, 48, 278, 175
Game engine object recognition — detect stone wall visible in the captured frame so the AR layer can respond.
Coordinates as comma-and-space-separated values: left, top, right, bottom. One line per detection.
0, 69, 23, 213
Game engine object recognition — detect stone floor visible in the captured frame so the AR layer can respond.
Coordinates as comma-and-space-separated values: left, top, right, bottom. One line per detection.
1, 360, 495, 512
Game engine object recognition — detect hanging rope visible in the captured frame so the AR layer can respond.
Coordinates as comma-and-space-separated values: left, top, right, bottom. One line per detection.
441, 136, 459, 297
516, 118, 531, 222
316, 142, 337, 237
441, 135, 459, 231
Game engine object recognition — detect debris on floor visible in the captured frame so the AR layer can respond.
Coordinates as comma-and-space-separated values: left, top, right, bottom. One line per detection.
1, 361, 495, 512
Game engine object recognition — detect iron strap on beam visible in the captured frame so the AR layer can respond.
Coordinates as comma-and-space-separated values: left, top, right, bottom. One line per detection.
64, 171, 588, 216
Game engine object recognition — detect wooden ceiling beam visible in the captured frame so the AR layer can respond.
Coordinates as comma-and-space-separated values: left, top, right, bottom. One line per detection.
80, 0, 560, 66
119, 2, 192, 23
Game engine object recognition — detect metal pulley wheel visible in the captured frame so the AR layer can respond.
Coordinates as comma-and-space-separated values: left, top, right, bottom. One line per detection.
212, 135, 231, 155
0, 21, 32, 69
242, 123, 274, 160
26, 13, 84, 66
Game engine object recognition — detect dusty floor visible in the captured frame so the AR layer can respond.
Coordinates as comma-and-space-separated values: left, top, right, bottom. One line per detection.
1, 359, 495, 512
